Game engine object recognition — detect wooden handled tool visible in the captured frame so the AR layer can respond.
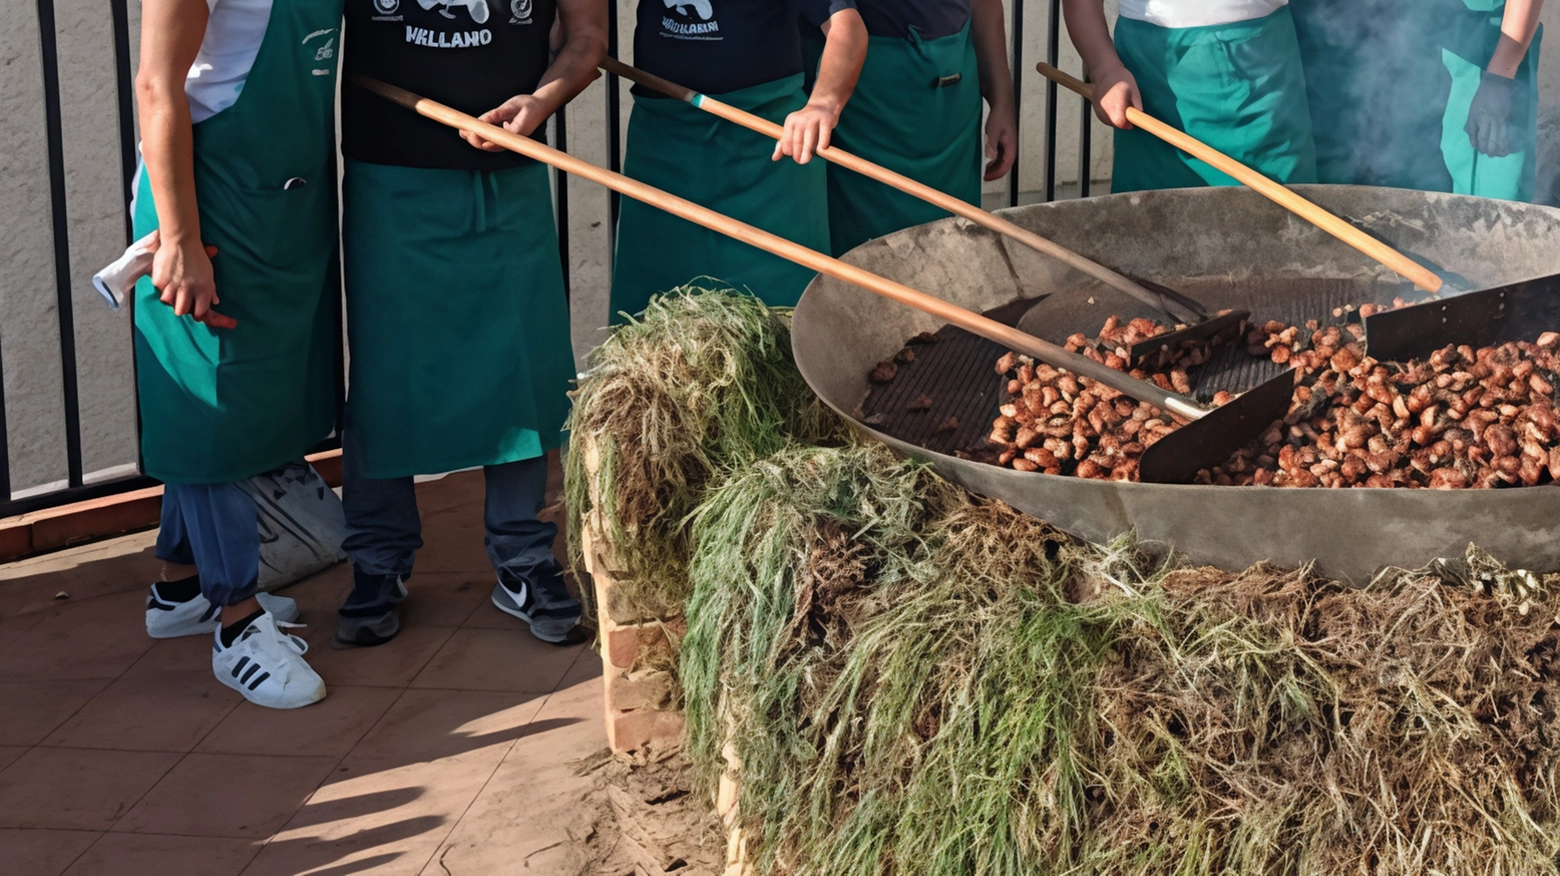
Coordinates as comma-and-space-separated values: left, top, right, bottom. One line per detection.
353, 75, 1299, 484
1037, 63, 1444, 294
602, 57, 1206, 326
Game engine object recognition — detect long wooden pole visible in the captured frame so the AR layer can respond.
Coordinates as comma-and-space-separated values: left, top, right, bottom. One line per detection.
350, 75, 1208, 421
1036, 63, 1444, 294
600, 57, 1206, 326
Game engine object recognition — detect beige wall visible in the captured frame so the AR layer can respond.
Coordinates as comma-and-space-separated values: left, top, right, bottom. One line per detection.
5, 0, 1559, 497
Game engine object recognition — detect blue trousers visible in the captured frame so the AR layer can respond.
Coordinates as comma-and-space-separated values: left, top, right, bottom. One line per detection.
340, 428, 561, 585
155, 481, 261, 607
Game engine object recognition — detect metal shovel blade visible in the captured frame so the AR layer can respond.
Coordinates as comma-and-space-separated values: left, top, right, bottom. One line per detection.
1363, 273, 1560, 362
1138, 371, 1297, 484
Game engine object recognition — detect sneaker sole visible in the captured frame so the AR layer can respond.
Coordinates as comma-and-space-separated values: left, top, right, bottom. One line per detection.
215, 670, 325, 710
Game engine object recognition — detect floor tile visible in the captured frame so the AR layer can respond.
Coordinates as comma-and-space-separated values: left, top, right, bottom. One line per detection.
43, 671, 239, 753
121, 634, 213, 676
0, 748, 180, 830
63, 833, 260, 876
0, 531, 162, 622
397, 573, 491, 629
113, 753, 339, 839
0, 828, 101, 876
275, 565, 352, 629
0, 591, 156, 681
343, 688, 543, 770
246, 706, 523, 876
195, 686, 402, 759
411, 513, 492, 574
0, 746, 27, 772
303, 626, 457, 689
410, 628, 582, 693
0, 680, 111, 745
423, 673, 606, 875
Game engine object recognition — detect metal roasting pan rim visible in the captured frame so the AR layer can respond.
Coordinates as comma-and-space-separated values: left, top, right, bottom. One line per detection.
790, 185, 1560, 581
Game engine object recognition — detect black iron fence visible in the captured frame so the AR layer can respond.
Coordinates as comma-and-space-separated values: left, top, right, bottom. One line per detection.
6, 0, 1089, 519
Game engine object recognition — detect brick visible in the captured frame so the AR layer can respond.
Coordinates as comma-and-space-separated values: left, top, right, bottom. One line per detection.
604, 706, 684, 754
599, 615, 682, 670
593, 559, 681, 626
605, 667, 675, 712
716, 771, 740, 821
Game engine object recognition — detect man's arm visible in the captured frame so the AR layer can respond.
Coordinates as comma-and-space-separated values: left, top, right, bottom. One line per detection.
972, 0, 1017, 179
464, 0, 608, 151
776, 7, 867, 164
135, 0, 233, 328
1490, 0, 1544, 78
1061, 0, 1140, 129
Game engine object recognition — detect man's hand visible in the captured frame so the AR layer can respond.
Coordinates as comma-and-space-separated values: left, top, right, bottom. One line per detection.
984, 98, 1018, 180
150, 232, 233, 330
1466, 69, 1522, 158
775, 100, 841, 164
462, 94, 551, 151
1092, 65, 1141, 129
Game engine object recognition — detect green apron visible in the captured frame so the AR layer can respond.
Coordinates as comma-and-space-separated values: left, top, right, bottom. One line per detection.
133, 0, 341, 484
1112, 7, 1318, 193
342, 160, 573, 479
610, 74, 829, 319
804, 21, 982, 256
1440, 4, 1542, 201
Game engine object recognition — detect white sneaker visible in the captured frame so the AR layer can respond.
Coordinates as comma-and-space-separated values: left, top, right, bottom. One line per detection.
146, 588, 299, 639
211, 613, 326, 709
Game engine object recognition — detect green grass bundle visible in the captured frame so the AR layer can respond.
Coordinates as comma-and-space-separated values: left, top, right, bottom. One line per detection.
564, 287, 847, 612
682, 444, 1560, 875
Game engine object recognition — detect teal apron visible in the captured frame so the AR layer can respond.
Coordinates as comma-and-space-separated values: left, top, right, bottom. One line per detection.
1440, 3, 1542, 201
1111, 7, 1318, 193
133, 0, 341, 484
610, 74, 829, 319
342, 160, 574, 479
804, 21, 982, 256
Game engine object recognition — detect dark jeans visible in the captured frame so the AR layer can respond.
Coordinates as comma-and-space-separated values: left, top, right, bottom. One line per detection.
340, 429, 561, 586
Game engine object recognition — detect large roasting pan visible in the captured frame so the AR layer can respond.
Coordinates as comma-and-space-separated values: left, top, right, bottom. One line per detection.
792, 186, 1560, 582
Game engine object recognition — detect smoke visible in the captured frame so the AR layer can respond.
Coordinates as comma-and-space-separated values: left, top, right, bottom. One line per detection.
1288, 0, 1470, 190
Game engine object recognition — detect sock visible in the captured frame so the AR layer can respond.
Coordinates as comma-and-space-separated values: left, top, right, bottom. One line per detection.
152, 574, 202, 603
218, 609, 264, 648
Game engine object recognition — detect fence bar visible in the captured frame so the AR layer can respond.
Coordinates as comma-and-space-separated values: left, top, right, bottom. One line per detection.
1043, 0, 1060, 202
1078, 68, 1092, 197
110, 0, 137, 242
0, 326, 10, 500
606, 0, 622, 268
553, 107, 572, 299
36, 0, 85, 491
1008, 0, 1024, 207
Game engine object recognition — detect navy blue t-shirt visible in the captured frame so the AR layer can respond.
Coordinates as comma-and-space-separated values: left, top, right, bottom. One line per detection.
634, 0, 856, 96
854, 0, 970, 39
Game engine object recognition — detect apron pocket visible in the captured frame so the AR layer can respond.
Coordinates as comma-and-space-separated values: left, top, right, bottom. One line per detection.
222, 181, 334, 270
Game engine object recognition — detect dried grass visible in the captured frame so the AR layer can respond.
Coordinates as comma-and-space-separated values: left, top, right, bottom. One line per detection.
683, 446, 1560, 875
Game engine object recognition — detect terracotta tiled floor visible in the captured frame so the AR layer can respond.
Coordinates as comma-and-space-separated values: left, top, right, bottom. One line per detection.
0, 462, 608, 875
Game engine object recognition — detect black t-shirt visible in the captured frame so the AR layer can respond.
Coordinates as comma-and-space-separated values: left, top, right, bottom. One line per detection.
634, 0, 856, 96
341, 0, 556, 170
854, 0, 970, 40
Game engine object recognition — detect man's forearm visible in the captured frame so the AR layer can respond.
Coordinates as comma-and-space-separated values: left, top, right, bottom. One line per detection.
812, 12, 867, 113
1061, 0, 1123, 76
971, 0, 1014, 109
137, 85, 202, 245
1489, 0, 1543, 77
531, 31, 606, 117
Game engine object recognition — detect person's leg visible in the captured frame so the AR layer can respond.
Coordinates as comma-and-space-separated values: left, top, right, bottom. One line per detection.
484, 453, 584, 644
338, 427, 420, 645
168, 481, 325, 709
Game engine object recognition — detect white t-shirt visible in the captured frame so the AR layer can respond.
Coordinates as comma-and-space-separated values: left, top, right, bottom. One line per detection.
186, 0, 273, 122
1117, 0, 1286, 28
